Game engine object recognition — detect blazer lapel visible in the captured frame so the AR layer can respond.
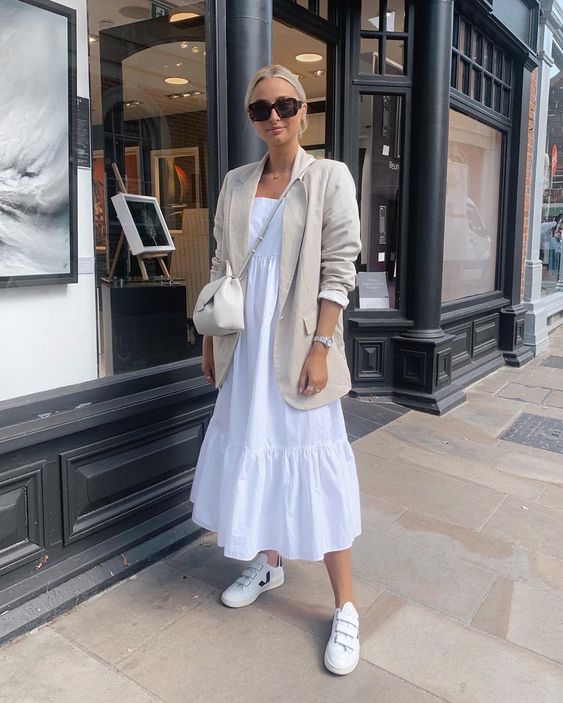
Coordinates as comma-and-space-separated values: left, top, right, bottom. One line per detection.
228, 152, 269, 276
278, 147, 316, 312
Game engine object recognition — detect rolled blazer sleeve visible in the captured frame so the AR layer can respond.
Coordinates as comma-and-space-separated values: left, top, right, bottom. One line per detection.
209, 172, 230, 282
319, 161, 361, 300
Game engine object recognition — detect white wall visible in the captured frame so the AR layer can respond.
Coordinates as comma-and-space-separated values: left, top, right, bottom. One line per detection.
0, 0, 98, 402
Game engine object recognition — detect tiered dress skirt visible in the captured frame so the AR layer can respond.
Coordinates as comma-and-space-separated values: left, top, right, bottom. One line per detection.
189, 197, 362, 561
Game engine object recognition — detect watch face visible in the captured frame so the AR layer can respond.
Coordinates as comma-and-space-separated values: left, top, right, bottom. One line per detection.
326, 338, 334, 347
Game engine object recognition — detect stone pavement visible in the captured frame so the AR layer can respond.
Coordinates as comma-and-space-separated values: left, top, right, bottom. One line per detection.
2, 327, 563, 703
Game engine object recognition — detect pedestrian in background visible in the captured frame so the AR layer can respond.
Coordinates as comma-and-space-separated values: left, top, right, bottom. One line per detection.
190, 64, 363, 675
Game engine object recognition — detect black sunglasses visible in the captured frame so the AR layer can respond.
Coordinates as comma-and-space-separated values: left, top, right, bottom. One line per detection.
248, 97, 303, 122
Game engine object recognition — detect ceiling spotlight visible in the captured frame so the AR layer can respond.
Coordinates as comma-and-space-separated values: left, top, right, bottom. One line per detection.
295, 53, 323, 63
164, 77, 190, 85
191, 46, 200, 53
88, 35, 98, 43
293, 73, 305, 80
124, 100, 142, 107
176, 62, 183, 67
169, 9, 200, 22
181, 41, 189, 49
311, 69, 326, 77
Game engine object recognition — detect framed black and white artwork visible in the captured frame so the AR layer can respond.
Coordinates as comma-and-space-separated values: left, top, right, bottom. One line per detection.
0, 0, 77, 287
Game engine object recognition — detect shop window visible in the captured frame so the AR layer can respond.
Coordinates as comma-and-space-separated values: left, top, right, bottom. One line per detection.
451, 12, 512, 118
88, 2, 209, 377
360, 0, 408, 76
443, 110, 502, 303
295, 0, 329, 19
356, 94, 403, 310
539, 41, 563, 296
273, 21, 327, 156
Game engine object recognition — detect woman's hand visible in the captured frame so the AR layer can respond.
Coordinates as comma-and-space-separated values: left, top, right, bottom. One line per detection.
299, 345, 328, 396
202, 335, 216, 386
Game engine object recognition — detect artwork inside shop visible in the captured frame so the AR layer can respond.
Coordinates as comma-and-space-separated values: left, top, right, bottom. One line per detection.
111, 193, 175, 257
0, 0, 76, 286
151, 148, 201, 234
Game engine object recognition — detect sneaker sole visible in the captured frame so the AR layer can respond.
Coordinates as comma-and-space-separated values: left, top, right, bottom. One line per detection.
220, 573, 284, 608
324, 650, 360, 676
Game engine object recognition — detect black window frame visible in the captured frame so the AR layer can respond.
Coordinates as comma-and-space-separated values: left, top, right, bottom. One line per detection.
343, 0, 414, 320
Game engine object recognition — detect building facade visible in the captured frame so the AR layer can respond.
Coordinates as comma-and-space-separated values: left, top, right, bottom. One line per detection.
524, 0, 563, 351
0, 0, 540, 641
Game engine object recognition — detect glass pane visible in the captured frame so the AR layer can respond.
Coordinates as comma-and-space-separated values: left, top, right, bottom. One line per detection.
540, 42, 563, 296
453, 13, 460, 49
319, 0, 329, 19
502, 87, 511, 117
385, 39, 405, 75
443, 111, 502, 302
503, 56, 512, 85
494, 49, 504, 79
484, 75, 492, 106
360, 37, 381, 74
494, 82, 502, 113
362, 0, 406, 32
356, 94, 404, 310
273, 21, 327, 153
472, 68, 482, 102
88, 2, 209, 377
484, 40, 493, 72
472, 32, 483, 65
451, 54, 459, 89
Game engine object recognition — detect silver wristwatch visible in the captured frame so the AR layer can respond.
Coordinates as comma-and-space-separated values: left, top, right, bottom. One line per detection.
313, 335, 334, 349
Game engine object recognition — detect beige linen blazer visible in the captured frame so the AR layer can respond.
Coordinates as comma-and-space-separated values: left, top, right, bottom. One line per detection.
209, 145, 361, 410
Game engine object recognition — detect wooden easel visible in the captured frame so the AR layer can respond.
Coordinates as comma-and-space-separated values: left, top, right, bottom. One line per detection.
109, 163, 172, 282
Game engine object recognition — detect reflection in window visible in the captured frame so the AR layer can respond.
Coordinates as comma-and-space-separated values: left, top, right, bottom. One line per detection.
357, 94, 403, 309
443, 110, 502, 302
273, 21, 327, 156
540, 41, 563, 296
360, 0, 407, 75
88, 3, 209, 376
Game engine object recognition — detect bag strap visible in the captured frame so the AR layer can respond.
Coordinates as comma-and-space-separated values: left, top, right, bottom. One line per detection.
237, 158, 316, 279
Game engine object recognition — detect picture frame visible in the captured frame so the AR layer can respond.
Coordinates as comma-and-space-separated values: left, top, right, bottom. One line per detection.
0, 0, 77, 288
150, 147, 201, 235
111, 193, 175, 256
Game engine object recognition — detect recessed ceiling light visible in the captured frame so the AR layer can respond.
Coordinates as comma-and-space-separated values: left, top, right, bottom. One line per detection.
295, 53, 323, 63
88, 35, 97, 43
169, 10, 200, 22
181, 41, 189, 49
311, 69, 326, 77
176, 62, 183, 67
293, 73, 305, 79
192, 46, 200, 53
124, 100, 142, 107
164, 77, 190, 85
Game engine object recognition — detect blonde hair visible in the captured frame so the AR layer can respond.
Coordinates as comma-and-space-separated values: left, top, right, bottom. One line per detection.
244, 64, 308, 137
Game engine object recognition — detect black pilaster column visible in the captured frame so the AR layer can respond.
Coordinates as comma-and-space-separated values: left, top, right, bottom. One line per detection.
407, 0, 452, 336
392, 0, 464, 414
226, 0, 272, 169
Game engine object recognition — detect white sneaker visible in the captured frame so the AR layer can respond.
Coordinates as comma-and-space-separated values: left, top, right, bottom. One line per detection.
324, 601, 360, 675
220, 553, 284, 608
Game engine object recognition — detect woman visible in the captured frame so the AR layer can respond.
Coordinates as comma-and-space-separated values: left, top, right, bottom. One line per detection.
189, 65, 362, 676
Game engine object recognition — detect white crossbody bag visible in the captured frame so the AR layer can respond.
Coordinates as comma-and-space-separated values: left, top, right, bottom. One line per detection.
193, 161, 314, 337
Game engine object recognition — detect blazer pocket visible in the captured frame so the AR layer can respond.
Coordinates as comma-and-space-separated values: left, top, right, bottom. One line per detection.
303, 310, 318, 336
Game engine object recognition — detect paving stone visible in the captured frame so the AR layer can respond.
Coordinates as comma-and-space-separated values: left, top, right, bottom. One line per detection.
493, 447, 563, 484
50, 561, 212, 665
448, 402, 517, 437
394, 411, 501, 445
352, 525, 496, 622
473, 577, 563, 664
342, 397, 407, 440
352, 428, 412, 459
116, 596, 441, 703
0, 627, 156, 703
482, 496, 563, 560
545, 390, 563, 409
501, 413, 563, 455
357, 456, 505, 530
469, 373, 512, 394
361, 598, 563, 703
384, 421, 505, 465
395, 445, 545, 500
538, 483, 563, 511
496, 382, 551, 404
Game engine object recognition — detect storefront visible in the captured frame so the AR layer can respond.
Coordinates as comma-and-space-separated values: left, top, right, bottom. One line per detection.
0, 0, 540, 640
524, 0, 563, 351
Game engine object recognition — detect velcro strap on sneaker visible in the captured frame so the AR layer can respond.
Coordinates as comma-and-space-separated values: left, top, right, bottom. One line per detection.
335, 618, 358, 638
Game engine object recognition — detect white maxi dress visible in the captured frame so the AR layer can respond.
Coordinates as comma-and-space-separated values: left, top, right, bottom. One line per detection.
189, 197, 362, 561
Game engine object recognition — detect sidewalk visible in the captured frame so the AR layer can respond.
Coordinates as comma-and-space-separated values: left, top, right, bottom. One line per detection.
2, 328, 563, 703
